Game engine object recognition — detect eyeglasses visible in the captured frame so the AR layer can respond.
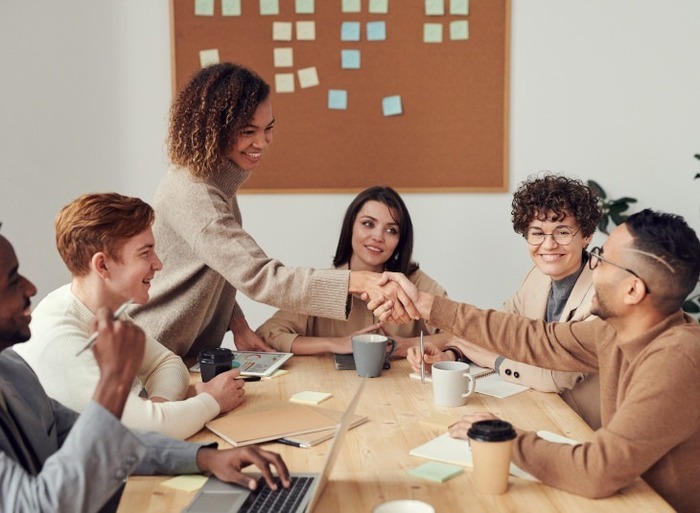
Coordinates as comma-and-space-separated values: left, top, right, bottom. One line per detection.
588, 246, 650, 294
525, 226, 580, 246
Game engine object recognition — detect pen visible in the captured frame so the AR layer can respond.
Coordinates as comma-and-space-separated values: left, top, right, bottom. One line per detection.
235, 375, 262, 382
420, 330, 425, 384
75, 299, 134, 356
275, 438, 309, 448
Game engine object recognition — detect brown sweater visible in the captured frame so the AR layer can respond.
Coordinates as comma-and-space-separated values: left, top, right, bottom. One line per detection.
132, 163, 350, 358
430, 296, 700, 513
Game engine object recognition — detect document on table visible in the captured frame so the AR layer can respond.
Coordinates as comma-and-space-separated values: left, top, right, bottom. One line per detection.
409, 430, 580, 481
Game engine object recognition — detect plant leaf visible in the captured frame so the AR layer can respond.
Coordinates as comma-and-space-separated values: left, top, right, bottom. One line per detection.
588, 180, 607, 199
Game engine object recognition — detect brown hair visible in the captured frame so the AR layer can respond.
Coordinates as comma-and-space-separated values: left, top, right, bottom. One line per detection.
168, 63, 270, 179
55, 193, 154, 277
511, 173, 602, 237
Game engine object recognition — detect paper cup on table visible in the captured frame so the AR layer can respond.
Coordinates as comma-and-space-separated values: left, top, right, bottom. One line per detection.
351, 334, 396, 378
467, 419, 517, 494
431, 361, 475, 407
373, 499, 435, 513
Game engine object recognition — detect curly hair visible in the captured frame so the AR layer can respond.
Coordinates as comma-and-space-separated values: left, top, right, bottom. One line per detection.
55, 193, 154, 277
333, 186, 419, 275
511, 174, 602, 237
168, 63, 270, 179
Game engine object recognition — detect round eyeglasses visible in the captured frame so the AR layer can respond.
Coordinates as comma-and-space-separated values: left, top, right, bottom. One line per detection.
525, 226, 580, 246
588, 246, 650, 294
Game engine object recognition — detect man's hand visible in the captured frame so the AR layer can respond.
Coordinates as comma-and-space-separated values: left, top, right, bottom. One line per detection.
196, 446, 291, 491
91, 307, 146, 418
445, 337, 499, 369
194, 368, 246, 413
407, 341, 449, 372
349, 271, 420, 324
449, 412, 500, 439
367, 272, 433, 322
230, 317, 275, 352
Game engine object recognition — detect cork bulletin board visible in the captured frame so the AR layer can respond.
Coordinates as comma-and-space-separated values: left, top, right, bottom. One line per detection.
171, 0, 510, 192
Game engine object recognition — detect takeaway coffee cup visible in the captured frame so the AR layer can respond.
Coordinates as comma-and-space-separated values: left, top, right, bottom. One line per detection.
467, 419, 518, 494
431, 361, 476, 407
351, 334, 396, 378
198, 348, 239, 382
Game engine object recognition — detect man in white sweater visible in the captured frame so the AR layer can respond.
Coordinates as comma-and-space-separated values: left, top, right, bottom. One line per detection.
14, 193, 244, 439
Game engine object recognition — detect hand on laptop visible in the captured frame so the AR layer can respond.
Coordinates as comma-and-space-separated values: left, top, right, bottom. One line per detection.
196, 446, 291, 491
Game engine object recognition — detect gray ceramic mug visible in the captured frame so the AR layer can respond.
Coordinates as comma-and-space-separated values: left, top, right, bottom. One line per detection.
351, 334, 396, 378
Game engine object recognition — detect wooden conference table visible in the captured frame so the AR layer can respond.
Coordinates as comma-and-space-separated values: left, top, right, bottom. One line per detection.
117, 356, 672, 512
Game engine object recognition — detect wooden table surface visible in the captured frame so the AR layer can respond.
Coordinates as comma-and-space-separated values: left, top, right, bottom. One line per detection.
117, 356, 672, 512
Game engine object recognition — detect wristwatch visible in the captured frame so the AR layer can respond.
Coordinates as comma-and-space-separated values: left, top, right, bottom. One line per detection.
443, 345, 472, 364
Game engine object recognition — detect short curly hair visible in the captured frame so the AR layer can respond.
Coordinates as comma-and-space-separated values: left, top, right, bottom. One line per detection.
55, 193, 154, 277
511, 174, 602, 237
168, 63, 270, 179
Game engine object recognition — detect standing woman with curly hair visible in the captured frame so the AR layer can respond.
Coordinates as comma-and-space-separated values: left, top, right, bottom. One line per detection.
408, 174, 604, 429
132, 63, 415, 359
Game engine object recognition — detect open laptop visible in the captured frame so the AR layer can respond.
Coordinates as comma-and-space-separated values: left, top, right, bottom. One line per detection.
182, 379, 366, 513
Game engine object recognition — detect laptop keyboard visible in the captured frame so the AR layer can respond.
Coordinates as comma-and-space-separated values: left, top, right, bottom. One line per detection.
240, 476, 314, 513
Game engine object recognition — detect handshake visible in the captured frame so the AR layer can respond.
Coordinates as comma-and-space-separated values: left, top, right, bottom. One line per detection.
350, 271, 433, 324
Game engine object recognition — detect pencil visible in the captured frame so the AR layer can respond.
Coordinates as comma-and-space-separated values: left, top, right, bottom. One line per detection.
75, 299, 134, 356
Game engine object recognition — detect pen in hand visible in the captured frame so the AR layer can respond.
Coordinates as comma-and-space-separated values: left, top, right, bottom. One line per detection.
75, 299, 134, 356
419, 330, 425, 384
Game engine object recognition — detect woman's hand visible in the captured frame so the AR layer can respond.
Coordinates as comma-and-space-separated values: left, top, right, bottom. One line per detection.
446, 337, 499, 369
448, 412, 500, 439
406, 341, 450, 372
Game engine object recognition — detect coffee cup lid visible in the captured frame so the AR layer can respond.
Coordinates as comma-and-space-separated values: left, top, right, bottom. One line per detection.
467, 420, 516, 442
198, 347, 234, 363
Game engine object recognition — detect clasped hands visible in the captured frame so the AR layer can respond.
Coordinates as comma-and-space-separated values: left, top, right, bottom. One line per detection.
352, 270, 427, 323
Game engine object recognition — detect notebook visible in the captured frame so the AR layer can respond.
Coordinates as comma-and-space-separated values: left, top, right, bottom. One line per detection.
183, 380, 366, 513
276, 410, 368, 448
205, 402, 339, 447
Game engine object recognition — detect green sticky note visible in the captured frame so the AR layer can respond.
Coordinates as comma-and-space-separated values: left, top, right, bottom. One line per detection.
423, 23, 443, 43
450, 0, 469, 15
450, 20, 469, 40
195, 0, 214, 16
296, 0, 314, 14
368, 0, 389, 14
222, 0, 241, 16
342, 0, 361, 13
260, 0, 279, 15
409, 461, 463, 483
425, 0, 444, 16
290, 391, 332, 405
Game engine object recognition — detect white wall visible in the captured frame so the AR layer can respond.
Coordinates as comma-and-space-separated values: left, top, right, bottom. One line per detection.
1, 0, 698, 332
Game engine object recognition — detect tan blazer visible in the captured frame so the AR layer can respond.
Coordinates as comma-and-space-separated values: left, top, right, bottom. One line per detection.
499, 264, 601, 429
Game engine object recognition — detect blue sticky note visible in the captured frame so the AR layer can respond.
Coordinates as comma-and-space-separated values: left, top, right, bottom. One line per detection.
341, 49, 361, 69
366, 21, 386, 41
382, 95, 402, 116
341, 21, 361, 41
328, 90, 348, 110
260, 0, 279, 15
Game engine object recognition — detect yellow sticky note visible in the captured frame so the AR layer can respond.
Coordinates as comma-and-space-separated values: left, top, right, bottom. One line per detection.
273, 21, 293, 41
161, 475, 208, 492
275, 73, 295, 93
263, 368, 290, 379
274, 47, 293, 68
297, 67, 319, 89
199, 49, 220, 67
290, 391, 332, 405
296, 21, 316, 41
420, 412, 460, 430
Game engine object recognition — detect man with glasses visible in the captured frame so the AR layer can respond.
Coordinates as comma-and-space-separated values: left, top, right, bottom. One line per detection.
408, 174, 603, 428
386, 209, 700, 513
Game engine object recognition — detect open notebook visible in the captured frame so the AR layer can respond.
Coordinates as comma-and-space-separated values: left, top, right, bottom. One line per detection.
410, 364, 528, 399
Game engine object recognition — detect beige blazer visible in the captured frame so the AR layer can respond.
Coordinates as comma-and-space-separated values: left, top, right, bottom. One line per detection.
499, 264, 601, 429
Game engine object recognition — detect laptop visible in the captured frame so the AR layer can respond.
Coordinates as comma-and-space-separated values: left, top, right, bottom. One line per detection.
182, 380, 366, 513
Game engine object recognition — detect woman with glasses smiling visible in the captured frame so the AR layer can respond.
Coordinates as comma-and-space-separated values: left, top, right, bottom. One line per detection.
409, 174, 603, 428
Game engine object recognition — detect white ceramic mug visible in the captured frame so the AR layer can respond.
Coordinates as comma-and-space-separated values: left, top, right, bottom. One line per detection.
373, 500, 435, 513
431, 361, 476, 407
